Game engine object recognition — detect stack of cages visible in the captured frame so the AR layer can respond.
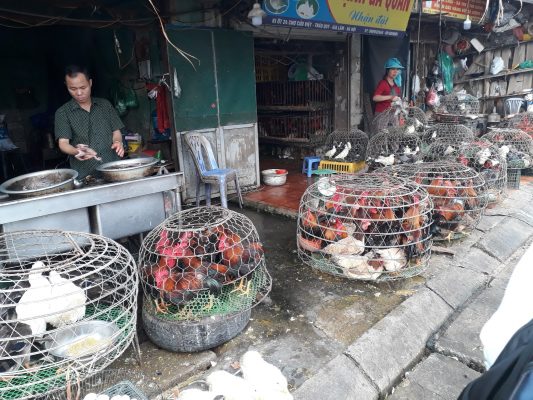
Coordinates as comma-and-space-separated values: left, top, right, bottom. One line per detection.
370, 105, 427, 137
499, 112, 533, 137
0, 231, 138, 400
440, 93, 480, 115
297, 173, 433, 281
421, 123, 475, 154
424, 139, 507, 204
366, 127, 421, 171
481, 128, 533, 188
433, 112, 485, 137
318, 128, 369, 174
139, 207, 272, 353
379, 161, 488, 241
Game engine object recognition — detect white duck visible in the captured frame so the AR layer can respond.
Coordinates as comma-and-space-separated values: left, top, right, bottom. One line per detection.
321, 236, 365, 255
15, 261, 53, 336
375, 154, 395, 166
207, 370, 258, 400
332, 254, 383, 280
480, 243, 533, 368
46, 271, 87, 328
334, 142, 351, 160
240, 350, 293, 400
375, 248, 407, 272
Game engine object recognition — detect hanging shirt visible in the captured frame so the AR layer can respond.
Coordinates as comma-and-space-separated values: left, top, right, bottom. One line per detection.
55, 97, 124, 178
373, 79, 401, 113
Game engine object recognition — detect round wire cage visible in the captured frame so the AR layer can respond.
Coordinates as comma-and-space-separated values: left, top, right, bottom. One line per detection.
422, 123, 475, 146
440, 93, 480, 115
499, 112, 533, 136
366, 129, 421, 170
370, 106, 426, 136
321, 129, 369, 162
297, 173, 433, 281
0, 230, 138, 400
379, 161, 489, 241
481, 128, 533, 170
424, 140, 507, 203
138, 207, 271, 321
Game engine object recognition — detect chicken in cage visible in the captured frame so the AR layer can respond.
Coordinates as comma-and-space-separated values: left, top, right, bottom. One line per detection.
423, 139, 507, 203
0, 230, 138, 400
370, 105, 426, 136
481, 128, 533, 170
422, 123, 475, 146
366, 128, 421, 170
499, 112, 533, 136
440, 93, 480, 115
138, 207, 271, 352
297, 174, 433, 281
379, 161, 488, 241
318, 129, 369, 162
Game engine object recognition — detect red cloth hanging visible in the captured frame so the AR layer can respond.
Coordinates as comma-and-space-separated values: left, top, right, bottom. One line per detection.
146, 83, 171, 133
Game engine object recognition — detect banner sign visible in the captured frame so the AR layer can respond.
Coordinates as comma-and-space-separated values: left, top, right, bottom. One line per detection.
422, 0, 486, 21
263, 0, 414, 37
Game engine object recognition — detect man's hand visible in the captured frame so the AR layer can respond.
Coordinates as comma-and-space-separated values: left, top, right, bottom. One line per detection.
75, 144, 99, 161
111, 140, 125, 157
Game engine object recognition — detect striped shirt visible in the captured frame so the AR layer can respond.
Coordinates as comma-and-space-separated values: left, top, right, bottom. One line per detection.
55, 97, 124, 178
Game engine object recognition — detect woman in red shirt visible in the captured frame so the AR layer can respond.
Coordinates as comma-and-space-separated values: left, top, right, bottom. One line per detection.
373, 58, 404, 114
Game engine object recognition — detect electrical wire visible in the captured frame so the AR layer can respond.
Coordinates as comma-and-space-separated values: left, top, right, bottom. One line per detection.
145, 0, 199, 68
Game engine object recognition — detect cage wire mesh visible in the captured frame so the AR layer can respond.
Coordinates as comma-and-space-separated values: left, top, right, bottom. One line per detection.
370, 105, 426, 136
139, 207, 271, 322
481, 128, 533, 170
366, 128, 421, 170
439, 93, 480, 115
379, 161, 489, 241
424, 140, 507, 203
318, 129, 369, 162
422, 123, 475, 146
297, 173, 433, 281
499, 112, 533, 136
0, 231, 138, 400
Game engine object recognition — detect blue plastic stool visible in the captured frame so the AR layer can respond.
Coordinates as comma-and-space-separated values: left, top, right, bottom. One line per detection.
302, 156, 321, 177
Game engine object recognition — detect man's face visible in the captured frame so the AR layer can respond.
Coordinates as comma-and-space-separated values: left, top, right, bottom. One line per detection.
65, 73, 92, 105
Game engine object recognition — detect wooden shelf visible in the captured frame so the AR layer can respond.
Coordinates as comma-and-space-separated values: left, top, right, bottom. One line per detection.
452, 40, 533, 59
456, 67, 533, 84
258, 105, 332, 112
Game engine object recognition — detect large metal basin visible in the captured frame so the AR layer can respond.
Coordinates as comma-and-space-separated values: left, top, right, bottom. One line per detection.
0, 169, 78, 198
96, 157, 159, 182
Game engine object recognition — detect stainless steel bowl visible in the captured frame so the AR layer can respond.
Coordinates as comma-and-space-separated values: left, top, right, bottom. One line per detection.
0, 169, 78, 198
45, 320, 119, 359
96, 157, 159, 182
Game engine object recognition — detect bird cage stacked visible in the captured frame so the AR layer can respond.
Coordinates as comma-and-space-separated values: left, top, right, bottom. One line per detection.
380, 161, 488, 241
366, 128, 421, 171
139, 207, 271, 352
440, 93, 480, 115
422, 123, 475, 146
370, 106, 425, 136
424, 140, 507, 204
297, 174, 433, 281
407, 106, 428, 131
319, 129, 368, 173
0, 230, 138, 400
500, 112, 533, 136
481, 128, 533, 188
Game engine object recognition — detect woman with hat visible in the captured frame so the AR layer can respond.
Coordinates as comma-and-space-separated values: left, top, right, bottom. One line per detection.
372, 57, 404, 113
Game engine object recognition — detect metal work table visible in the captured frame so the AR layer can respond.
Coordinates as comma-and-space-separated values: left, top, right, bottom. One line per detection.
0, 172, 183, 239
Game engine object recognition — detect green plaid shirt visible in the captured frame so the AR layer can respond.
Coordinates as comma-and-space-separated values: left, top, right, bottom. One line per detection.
54, 97, 124, 178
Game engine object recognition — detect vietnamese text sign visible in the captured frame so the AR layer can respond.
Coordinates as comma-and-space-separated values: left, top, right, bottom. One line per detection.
263, 0, 414, 37
422, 0, 486, 21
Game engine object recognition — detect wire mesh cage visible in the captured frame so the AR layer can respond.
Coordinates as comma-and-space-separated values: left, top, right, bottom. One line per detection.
422, 123, 475, 146
481, 128, 533, 170
320, 129, 369, 162
440, 93, 480, 115
0, 231, 138, 400
366, 129, 421, 170
499, 112, 533, 136
297, 173, 433, 281
379, 161, 489, 241
424, 140, 507, 203
507, 168, 522, 190
370, 106, 425, 136
257, 111, 332, 144
139, 206, 271, 320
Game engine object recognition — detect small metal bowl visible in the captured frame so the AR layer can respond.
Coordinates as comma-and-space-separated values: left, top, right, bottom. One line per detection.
45, 320, 119, 359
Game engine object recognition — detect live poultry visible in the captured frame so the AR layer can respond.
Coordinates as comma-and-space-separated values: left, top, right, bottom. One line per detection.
206, 370, 258, 400
46, 271, 87, 329
0, 318, 33, 374
240, 350, 293, 400
375, 248, 407, 272
331, 253, 383, 280
321, 236, 364, 255
159, 266, 223, 306
15, 261, 53, 336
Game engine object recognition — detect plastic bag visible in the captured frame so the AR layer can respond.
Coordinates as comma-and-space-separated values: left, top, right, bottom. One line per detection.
438, 52, 454, 93
491, 57, 505, 74
425, 86, 440, 107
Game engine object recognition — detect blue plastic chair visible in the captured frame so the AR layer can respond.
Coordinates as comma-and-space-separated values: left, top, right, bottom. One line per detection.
184, 132, 243, 209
